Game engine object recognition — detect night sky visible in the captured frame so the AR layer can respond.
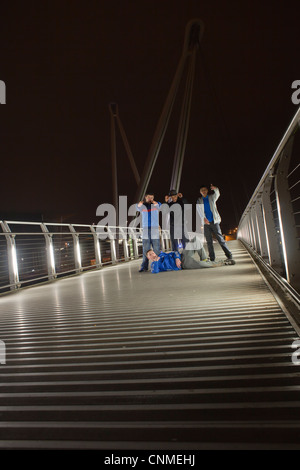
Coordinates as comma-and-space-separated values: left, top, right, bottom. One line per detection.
0, 0, 299, 232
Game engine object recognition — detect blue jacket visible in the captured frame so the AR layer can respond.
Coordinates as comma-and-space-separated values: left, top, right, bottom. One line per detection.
151, 251, 181, 273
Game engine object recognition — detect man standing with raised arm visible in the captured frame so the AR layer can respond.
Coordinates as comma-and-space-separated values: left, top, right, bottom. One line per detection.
136, 191, 161, 272
197, 184, 233, 262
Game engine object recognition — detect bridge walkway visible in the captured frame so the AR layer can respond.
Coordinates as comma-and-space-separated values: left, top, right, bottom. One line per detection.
0, 240, 300, 449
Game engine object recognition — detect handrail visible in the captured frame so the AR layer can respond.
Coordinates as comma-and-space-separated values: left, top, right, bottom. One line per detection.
237, 106, 300, 294
0, 221, 172, 293
243, 106, 300, 213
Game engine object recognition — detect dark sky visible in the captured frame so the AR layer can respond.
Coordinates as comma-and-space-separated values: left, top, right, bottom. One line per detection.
0, 0, 299, 232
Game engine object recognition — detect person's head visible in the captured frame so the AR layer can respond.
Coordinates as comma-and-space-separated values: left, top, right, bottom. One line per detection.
199, 185, 209, 198
144, 191, 155, 203
169, 189, 178, 202
146, 249, 159, 261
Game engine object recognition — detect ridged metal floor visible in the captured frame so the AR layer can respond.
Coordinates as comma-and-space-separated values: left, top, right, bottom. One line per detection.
0, 240, 300, 449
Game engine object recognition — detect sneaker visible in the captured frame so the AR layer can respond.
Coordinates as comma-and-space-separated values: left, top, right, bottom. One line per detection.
211, 260, 223, 267
139, 268, 148, 272
224, 259, 236, 265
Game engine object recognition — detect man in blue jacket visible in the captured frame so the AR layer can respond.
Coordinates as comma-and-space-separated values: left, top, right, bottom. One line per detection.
196, 184, 233, 262
136, 191, 161, 272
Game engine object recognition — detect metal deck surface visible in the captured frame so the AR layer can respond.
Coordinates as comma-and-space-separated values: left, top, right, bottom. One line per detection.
0, 240, 300, 449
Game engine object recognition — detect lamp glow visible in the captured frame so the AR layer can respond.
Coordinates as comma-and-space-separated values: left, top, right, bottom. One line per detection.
11, 244, 19, 278
76, 240, 82, 267
49, 244, 55, 271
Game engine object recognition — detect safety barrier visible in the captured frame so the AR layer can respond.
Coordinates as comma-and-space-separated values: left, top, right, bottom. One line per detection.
237, 106, 300, 296
0, 221, 172, 292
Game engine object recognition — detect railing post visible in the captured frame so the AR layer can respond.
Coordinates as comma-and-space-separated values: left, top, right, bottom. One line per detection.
129, 228, 139, 259
69, 225, 83, 273
261, 173, 282, 269
107, 227, 117, 264
120, 228, 129, 261
252, 204, 262, 254
161, 230, 171, 251
245, 220, 251, 246
255, 199, 269, 260
90, 225, 102, 268
252, 197, 268, 258
160, 230, 166, 251
1, 221, 20, 290
40, 223, 56, 280
275, 140, 300, 291
165, 232, 171, 251
249, 208, 257, 251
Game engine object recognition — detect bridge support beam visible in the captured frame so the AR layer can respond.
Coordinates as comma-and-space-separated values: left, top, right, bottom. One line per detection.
134, 19, 204, 202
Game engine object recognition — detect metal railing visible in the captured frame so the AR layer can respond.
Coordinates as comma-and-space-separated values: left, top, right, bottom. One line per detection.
237, 106, 300, 296
0, 221, 172, 292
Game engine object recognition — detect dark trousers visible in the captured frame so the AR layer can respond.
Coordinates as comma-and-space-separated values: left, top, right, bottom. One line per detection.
204, 223, 232, 261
